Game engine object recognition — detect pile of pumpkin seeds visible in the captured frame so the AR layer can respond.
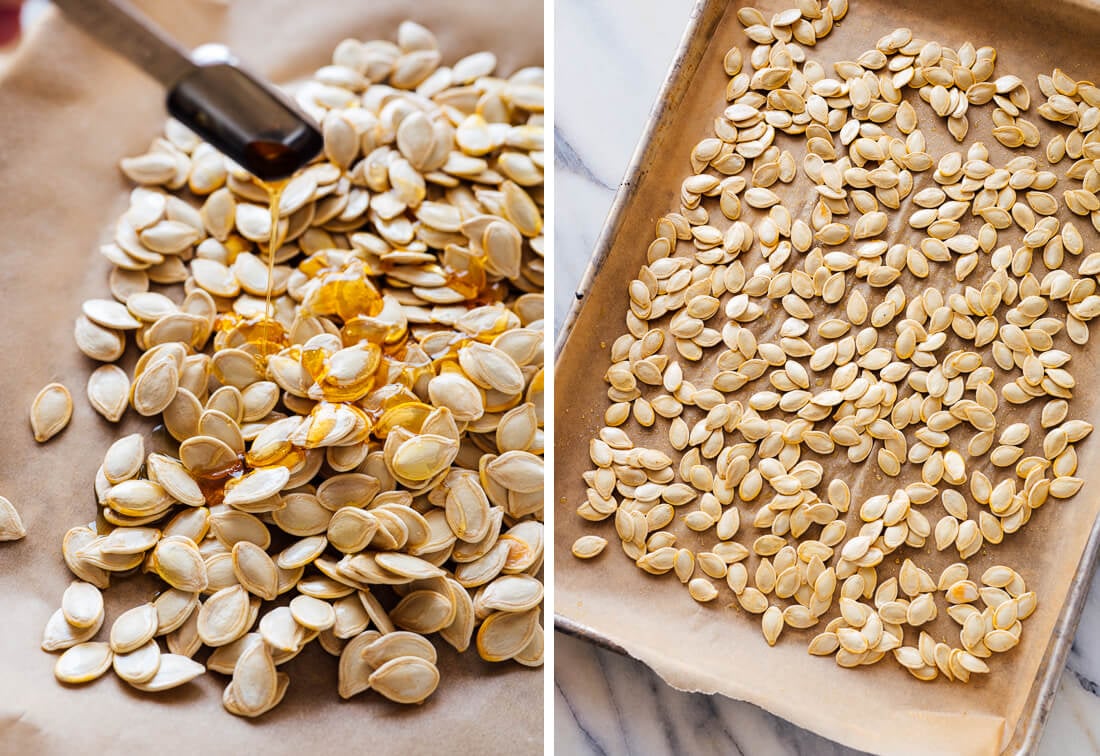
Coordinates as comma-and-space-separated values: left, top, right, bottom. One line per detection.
36, 21, 544, 715
572, 0, 1100, 683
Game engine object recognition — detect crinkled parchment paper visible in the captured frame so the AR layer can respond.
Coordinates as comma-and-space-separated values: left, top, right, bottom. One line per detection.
555, 1, 1100, 753
0, 1, 542, 753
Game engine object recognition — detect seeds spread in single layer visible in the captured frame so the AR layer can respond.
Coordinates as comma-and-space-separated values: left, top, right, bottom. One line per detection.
35, 21, 543, 716
573, 0, 1100, 684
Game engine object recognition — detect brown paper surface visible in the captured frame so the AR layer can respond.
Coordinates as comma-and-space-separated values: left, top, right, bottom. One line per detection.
0, 2, 542, 753
555, 1, 1100, 754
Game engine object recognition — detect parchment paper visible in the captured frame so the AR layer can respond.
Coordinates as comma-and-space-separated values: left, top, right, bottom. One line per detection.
0, 1, 542, 753
555, 1, 1100, 754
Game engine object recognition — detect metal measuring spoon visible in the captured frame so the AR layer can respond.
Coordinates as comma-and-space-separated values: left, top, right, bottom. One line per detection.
53, 0, 322, 181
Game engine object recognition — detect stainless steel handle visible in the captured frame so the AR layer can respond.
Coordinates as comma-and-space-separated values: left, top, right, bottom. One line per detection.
52, 0, 195, 87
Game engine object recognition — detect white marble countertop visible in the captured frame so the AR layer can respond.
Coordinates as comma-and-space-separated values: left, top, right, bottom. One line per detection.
553, 1, 1100, 753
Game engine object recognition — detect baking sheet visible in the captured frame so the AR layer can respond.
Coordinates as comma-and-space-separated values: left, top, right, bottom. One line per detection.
0, 1, 543, 753
554, 1, 1100, 754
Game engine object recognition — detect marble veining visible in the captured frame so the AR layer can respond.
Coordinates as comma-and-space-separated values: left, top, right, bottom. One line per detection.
553, 1, 1100, 753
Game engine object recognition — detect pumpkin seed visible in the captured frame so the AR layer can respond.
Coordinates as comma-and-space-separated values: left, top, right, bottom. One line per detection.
129, 653, 205, 692
197, 585, 252, 647
289, 595, 336, 632
54, 642, 113, 684
368, 656, 440, 704
30, 383, 73, 442
110, 603, 159, 654
112, 639, 162, 684
42, 607, 103, 652
0, 495, 27, 541
61, 581, 104, 629
571, 535, 607, 559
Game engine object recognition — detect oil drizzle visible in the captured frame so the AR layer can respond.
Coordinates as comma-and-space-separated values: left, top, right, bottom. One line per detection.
192, 456, 246, 507
258, 178, 288, 358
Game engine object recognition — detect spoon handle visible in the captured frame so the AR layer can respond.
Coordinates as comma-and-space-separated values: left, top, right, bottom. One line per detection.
53, 0, 195, 88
